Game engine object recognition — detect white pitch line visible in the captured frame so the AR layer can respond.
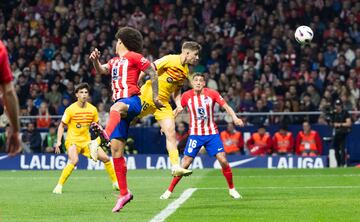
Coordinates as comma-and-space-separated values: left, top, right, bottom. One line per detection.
149, 188, 197, 222
197, 186, 360, 190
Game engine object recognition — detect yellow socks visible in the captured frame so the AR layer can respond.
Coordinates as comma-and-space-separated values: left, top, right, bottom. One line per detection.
168, 149, 180, 166
104, 161, 117, 183
57, 163, 75, 185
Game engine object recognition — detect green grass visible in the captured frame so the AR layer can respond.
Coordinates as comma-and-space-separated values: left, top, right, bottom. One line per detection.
0, 168, 360, 222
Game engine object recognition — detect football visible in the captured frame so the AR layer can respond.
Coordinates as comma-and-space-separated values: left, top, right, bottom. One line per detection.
294, 25, 314, 45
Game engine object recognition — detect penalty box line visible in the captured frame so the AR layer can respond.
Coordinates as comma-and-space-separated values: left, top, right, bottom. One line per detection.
150, 188, 197, 222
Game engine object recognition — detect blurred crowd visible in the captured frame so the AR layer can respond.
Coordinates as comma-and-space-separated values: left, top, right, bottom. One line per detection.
0, 0, 360, 130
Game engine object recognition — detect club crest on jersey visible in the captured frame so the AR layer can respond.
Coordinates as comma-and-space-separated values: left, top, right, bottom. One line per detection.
167, 77, 173, 83
203, 97, 210, 104
197, 107, 207, 120
140, 57, 148, 65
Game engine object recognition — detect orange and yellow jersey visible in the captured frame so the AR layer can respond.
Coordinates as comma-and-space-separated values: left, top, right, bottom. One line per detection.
142, 54, 189, 101
62, 102, 98, 144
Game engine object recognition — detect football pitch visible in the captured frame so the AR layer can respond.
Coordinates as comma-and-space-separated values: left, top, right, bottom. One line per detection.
1, 168, 360, 222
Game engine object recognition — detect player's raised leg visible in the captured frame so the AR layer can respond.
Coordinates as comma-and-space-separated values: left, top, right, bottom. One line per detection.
160, 155, 194, 199
103, 102, 129, 141
53, 145, 78, 194
215, 152, 242, 199
97, 147, 119, 191
158, 118, 192, 177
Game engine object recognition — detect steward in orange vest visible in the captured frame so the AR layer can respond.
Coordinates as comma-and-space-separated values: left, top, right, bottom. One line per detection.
246, 125, 272, 156
220, 122, 244, 154
295, 121, 323, 156
272, 125, 294, 155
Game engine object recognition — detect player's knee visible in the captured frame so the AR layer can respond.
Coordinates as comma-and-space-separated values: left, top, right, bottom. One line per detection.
111, 102, 127, 112
164, 127, 176, 139
70, 158, 79, 165
99, 155, 110, 163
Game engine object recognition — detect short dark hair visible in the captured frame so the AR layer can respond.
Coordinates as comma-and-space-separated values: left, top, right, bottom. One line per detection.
75, 83, 90, 93
192, 72, 205, 80
115, 27, 143, 53
182, 41, 202, 52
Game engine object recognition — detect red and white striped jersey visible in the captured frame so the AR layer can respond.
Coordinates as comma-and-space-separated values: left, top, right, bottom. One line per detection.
107, 51, 150, 101
181, 88, 226, 136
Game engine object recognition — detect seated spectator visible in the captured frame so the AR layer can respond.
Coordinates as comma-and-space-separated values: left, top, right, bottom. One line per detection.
295, 121, 323, 156
97, 102, 109, 128
249, 100, 269, 126
175, 121, 189, 154
220, 122, 244, 154
45, 83, 62, 109
272, 124, 294, 155
0, 125, 10, 153
246, 125, 272, 156
42, 123, 61, 153
21, 122, 42, 153
36, 102, 52, 128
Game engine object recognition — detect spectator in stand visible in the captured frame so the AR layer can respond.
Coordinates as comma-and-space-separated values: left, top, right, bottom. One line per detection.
295, 121, 323, 156
21, 122, 42, 153
45, 83, 62, 110
246, 125, 272, 156
220, 122, 244, 155
97, 102, 109, 128
0, 125, 10, 153
0, 0, 359, 130
249, 100, 269, 126
272, 124, 294, 155
175, 121, 189, 154
42, 123, 62, 153
36, 102, 52, 128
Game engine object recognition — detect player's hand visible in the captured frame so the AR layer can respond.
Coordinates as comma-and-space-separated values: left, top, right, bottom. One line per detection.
233, 117, 244, 127
54, 141, 62, 154
153, 97, 165, 110
6, 131, 21, 156
173, 106, 183, 117
89, 48, 101, 61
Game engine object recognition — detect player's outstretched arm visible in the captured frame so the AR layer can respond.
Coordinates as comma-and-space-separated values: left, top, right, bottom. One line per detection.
55, 122, 65, 154
1, 82, 20, 156
222, 103, 244, 127
89, 48, 109, 74
144, 66, 165, 110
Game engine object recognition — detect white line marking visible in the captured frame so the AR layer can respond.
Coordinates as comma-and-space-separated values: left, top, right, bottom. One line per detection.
197, 186, 360, 190
150, 188, 197, 222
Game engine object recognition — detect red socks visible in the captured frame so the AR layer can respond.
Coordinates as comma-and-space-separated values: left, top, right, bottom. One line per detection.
222, 164, 234, 189
113, 157, 128, 196
105, 110, 121, 137
168, 176, 182, 192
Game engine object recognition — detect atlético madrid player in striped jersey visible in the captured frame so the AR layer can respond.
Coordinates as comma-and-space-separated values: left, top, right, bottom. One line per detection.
89, 27, 164, 213
160, 73, 244, 200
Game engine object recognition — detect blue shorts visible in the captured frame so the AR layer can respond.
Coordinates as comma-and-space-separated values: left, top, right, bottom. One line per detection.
110, 96, 141, 140
184, 134, 224, 158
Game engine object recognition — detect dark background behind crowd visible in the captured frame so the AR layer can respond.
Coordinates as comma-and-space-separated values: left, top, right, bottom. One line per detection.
0, 0, 359, 153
